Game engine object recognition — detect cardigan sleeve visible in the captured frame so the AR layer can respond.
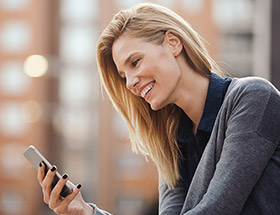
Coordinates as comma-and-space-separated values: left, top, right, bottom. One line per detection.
88, 203, 112, 215
158, 176, 187, 215
181, 78, 280, 215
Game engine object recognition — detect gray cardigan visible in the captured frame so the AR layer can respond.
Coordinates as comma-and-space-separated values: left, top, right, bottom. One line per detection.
92, 77, 280, 214
159, 77, 280, 215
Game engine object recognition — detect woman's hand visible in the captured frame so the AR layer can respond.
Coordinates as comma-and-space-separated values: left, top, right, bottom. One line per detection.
37, 162, 94, 215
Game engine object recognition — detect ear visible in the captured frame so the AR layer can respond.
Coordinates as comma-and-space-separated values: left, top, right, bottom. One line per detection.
165, 31, 183, 57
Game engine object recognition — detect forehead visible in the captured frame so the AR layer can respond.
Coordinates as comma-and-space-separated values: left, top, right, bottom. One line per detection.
112, 34, 140, 60
112, 34, 153, 68
113, 33, 140, 51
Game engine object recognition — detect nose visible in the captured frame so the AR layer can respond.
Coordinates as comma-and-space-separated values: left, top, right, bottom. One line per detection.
126, 73, 140, 91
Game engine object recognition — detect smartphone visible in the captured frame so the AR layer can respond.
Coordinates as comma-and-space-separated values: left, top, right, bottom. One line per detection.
23, 145, 73, 197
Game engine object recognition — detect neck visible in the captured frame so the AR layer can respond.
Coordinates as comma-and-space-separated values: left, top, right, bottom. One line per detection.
174, 69, 209, 132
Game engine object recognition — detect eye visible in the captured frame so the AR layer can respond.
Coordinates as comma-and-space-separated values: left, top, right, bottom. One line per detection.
132, 58, 141, 67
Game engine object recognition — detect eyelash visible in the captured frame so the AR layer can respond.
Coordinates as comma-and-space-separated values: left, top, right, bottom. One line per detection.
118, 58, 141, 79
132, 58, 140, 67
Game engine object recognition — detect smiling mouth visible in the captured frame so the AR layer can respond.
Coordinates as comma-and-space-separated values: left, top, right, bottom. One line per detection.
140, 81, 155, 98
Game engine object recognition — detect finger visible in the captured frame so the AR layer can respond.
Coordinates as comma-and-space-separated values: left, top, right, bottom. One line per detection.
37, 162, 45, 185
48, 173, 69, 209
60, 184, 82, 209
51, 184, 82, 215
41, 165, 57, 204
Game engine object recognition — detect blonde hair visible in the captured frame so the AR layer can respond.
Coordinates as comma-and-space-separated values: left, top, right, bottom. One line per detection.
97, 3, 222, 188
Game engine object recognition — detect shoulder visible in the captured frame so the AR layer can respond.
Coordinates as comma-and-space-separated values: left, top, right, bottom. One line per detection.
230, 76, 278, 93
224, 77, 280, 143
226, 77, 279, 102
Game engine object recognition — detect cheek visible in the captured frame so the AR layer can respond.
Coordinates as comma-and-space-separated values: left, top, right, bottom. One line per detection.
160, 50, 180, 74
160, 59, 182, 82
150, 74, 179, 110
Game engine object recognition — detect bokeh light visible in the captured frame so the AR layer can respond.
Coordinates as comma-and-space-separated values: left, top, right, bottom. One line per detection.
23, 55, 48, 77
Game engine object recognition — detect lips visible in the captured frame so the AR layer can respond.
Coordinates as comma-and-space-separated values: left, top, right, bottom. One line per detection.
140, 81, 155, 98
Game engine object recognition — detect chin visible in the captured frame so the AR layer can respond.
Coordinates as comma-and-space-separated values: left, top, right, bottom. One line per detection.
150, 105, 159, 111
150, 101, 165, 111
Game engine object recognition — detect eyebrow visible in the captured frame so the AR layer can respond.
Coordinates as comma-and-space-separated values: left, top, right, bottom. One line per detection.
124, 52, 139, 66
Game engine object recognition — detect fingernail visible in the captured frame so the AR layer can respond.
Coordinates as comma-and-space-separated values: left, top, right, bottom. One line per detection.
62, 173, 68, 179
39, 162, 42, 167
76, 184, 82, 189
51, 166, 56, 172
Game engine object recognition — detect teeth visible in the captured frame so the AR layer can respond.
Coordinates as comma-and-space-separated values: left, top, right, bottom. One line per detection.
141, 83, 154, 98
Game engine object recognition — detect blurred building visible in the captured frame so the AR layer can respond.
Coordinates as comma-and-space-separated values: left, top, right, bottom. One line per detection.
213, 0, 279, 89
0, 0, 57, 214
270, 0, 280, 89
0, 0, 278, 215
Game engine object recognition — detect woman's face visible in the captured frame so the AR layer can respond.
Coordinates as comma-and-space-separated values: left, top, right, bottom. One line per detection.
112, 32, 183, 110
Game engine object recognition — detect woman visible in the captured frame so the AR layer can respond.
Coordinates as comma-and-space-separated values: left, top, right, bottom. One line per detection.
37, 3, 280, 215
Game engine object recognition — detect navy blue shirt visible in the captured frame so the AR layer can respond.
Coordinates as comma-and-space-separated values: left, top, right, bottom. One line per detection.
178, 73, 232, 190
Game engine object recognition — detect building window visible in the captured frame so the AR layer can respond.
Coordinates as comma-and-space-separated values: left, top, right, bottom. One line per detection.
0, 0, 30, 12
0, 21, 32, 54
0, 102, 28, 137
0, 61, 30, 96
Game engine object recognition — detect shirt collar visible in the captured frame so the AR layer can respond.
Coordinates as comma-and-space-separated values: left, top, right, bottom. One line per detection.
178, 73, 231, 143
197, 72, 229, 132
